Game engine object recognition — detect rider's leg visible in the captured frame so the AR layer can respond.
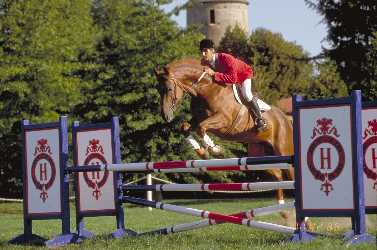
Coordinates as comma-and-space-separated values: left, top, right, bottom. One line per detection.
240, 79, 267, 131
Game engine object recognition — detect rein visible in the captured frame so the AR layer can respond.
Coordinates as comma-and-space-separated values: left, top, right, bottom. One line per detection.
168, 71, 205, 111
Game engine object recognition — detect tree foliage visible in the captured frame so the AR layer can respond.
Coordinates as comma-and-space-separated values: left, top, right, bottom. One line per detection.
0, 0, 351, 197
218, 27, 347, 103
74, 0, 202, 164
0, 0, 203, 197
305, 0, 377, 100
0, 0, 98, 197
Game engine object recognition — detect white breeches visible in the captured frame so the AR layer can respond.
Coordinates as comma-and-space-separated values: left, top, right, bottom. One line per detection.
240, 78, 253, 102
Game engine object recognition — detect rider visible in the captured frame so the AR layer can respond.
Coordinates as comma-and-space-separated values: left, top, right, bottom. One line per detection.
199, 38, 268, 132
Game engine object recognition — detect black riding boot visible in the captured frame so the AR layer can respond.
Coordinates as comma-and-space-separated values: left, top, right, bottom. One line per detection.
247, 97, 268, 131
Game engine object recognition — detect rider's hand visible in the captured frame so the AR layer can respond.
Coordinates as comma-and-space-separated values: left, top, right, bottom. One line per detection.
203, 67, 215, 76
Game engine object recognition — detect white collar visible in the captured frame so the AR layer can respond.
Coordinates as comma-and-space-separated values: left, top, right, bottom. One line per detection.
210, 53, 217, 68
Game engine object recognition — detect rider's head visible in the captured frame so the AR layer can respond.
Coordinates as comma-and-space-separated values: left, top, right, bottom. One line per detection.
200, 39, 215, 64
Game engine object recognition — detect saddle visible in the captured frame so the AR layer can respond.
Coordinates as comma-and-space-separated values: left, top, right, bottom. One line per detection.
232, 85, 271, 112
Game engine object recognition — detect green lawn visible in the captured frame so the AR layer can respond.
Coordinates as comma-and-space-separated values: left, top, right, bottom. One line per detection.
0, 198, 376, 249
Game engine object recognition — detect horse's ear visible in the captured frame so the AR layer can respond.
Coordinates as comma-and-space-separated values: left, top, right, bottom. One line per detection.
163, 66, 169, 75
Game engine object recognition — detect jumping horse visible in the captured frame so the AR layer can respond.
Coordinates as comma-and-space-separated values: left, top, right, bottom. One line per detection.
155, 58, 294, 207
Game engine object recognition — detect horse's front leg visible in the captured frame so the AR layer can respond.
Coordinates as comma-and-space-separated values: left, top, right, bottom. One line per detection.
197, 113, 228, 157
181, 121, 209, 159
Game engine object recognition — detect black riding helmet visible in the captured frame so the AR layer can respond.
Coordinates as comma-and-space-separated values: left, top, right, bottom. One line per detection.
199, 39, 215, 51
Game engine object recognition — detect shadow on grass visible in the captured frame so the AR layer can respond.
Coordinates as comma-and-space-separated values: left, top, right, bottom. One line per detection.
1, 237, 46, 247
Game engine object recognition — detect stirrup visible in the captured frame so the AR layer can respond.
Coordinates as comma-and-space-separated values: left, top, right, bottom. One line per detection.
255, 118, 268, 132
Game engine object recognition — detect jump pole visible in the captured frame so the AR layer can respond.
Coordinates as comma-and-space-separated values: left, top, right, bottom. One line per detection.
122, 195, 297, 235
68, 156, 292, 173
139, 202, 295, 235
123, 181, 294, 192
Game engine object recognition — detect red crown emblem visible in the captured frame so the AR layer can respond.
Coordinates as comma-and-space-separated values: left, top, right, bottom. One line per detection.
86, 139, 104, 156
311, 118, 340, 139
33, 138, 52, 156
368, 119, 377, 134
363, 119, 377, 139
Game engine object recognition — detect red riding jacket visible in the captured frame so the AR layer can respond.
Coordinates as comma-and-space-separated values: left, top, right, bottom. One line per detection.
203, 53, 254, 85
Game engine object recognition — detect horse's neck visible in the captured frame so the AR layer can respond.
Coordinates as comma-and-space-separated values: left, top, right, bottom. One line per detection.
196, 81, 231, 99
180, 65, 232, 100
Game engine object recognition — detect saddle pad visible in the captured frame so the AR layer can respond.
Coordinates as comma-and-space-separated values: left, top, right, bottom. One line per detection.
232, 84, 271, 112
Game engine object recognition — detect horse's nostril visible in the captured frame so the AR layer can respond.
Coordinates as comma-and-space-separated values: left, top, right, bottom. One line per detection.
166, 115, 173, 123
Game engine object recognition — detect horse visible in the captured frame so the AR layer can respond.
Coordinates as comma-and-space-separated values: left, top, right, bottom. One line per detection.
154, 58, 294, 207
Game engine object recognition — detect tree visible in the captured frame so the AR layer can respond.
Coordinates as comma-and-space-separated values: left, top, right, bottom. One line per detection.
218, 26, 348, 110
0, 0, 99, 197
74, 0, 203, 164
306, 59, 348, 99
218, 25, 250, 62
247, 28, 314, 103
305, 0, 377, 100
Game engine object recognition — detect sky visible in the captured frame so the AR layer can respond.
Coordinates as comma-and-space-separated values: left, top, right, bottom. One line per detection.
162, 0, 328, 56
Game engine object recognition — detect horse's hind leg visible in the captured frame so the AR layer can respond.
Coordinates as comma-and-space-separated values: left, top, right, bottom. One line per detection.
248, 143, 290, 221
266, 169, 286, 203
265, 168, 292, 222
249, 143, 287, 203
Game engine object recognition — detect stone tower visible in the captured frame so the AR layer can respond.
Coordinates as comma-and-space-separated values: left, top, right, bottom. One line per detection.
187, 0, 249, 46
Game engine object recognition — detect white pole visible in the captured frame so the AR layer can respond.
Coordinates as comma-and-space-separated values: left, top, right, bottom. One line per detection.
146, 173, 153, 211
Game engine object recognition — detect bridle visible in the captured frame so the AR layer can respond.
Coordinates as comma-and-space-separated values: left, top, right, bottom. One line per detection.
168, 77, 180, 111
166, 71, 206, 112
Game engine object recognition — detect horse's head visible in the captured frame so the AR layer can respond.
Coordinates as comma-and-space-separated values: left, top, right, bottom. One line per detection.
154, 59, 206, 122
154, 66, 185, 122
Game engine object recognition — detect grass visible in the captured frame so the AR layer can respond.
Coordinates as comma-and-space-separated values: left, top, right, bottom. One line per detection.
0, 198, 376, 249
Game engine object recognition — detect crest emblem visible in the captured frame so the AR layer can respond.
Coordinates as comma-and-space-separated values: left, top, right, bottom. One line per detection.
31, 139, 56, 202
83, 139, 109, 200
307, 118, 345, 196
363, 119, 377, 190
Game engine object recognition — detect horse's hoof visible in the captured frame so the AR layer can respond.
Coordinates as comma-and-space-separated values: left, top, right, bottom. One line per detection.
195, 148, 209, 159
279, 211, 289, 220
208, 145, 224, 157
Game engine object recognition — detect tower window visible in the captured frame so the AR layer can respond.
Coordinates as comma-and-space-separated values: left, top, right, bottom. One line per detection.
210, 9, 215, 24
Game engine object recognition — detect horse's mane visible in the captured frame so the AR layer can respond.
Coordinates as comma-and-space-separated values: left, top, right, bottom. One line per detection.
166, 58, 203, 77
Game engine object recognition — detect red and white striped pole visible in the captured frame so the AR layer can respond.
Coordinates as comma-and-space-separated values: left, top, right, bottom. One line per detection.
122, 196, 296, 234
123, 181, 295, 192
67, 156, 293, 173
140, 202, 295, 235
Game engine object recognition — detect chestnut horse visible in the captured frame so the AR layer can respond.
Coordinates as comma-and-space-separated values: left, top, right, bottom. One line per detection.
155, 58, 294, 205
